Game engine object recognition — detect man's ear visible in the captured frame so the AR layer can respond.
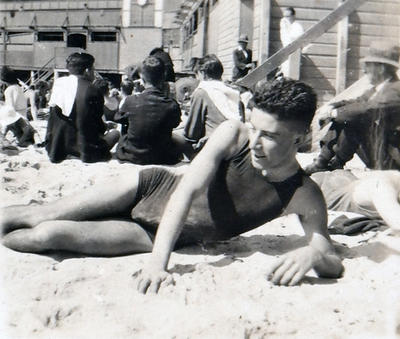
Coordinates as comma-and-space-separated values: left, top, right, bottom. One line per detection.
294, 133, 305, 146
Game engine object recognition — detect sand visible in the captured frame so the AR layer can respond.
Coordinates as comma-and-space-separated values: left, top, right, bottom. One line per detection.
1, 120, 399, 339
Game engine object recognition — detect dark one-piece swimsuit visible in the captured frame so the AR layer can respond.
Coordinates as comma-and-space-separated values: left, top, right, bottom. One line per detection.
130, 141, 308, 247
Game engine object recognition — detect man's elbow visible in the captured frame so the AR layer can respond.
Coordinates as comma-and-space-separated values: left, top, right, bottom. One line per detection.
315, 258, 344, 279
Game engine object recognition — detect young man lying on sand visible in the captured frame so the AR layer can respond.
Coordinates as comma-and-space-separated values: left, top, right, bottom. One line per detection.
0, 78, 343, 292
312, 169, 400, 232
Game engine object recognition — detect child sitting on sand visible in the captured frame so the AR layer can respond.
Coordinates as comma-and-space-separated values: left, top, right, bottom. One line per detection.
0, 103, 35, 147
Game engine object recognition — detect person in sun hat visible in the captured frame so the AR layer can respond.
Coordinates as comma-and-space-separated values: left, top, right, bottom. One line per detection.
305, 40, 400, 174
232, 34, 253, 82
0, 103, 35, 147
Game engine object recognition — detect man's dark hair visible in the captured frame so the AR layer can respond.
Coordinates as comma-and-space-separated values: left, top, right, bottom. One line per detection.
0, 66, 18, 84
285, 7, 296, 16
121, 79, 134, 96
34, 80, 48, 91
140, 56, 165, 86
199, 54, 224, 80
251, 77, 317, 131
92, 78, 109, 96
189, 57, 201, 73
149, 47, 175, 82
66, 52, 95, 75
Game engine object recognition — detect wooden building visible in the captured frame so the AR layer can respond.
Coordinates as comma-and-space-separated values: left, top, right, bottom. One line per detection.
178, 0, 400, 104
0, 0, 181, 84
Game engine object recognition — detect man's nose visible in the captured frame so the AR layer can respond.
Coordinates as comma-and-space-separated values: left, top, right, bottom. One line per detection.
249, 131, 261, 149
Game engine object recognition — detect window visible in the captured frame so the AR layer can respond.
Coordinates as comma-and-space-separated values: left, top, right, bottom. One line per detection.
90, 32, 117, 42
37, 31, 64, 42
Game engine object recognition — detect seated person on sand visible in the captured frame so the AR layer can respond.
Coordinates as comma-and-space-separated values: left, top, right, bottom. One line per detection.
0, 103, 35, 148
149, 47, 176, 98
117, 79, 134, 135
118, 79, 134, 110
0, 66, 28, 120
92, 78, 120, 122
179, 54, 244, 158
312, 169, 400, 233
1, 78, 343, 292
45, 52, 120, 163
305, 41, 400, 174
115, 56, 182, 165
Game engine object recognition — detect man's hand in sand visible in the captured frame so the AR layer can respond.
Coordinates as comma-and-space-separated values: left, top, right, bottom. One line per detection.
267, 246, 322, 286
134, 267, 174, 294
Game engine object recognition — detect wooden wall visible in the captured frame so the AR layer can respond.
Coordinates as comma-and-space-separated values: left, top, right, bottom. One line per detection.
346, 1, 400, 86
181, 0, 242, 80
269, 0, 400, 105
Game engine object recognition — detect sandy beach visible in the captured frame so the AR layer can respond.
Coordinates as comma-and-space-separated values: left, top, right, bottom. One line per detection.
1, 120, 399, 339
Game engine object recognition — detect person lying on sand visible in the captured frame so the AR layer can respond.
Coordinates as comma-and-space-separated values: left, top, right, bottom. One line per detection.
0, 78, 344, 292
312, 169, 400, 233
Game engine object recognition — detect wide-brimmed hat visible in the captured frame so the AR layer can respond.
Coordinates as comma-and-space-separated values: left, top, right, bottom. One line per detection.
0, 104, 23, 126
238, 34, 249, 43
361, 41, 400, 68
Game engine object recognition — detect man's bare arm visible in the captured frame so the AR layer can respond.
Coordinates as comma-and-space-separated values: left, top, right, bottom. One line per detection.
136, 120, 246, 293
371, 177, 400, 232
268, 182, 344, 286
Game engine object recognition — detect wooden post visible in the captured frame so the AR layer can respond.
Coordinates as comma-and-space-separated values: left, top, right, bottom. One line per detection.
238, 0, 367, 88
335, 0, 349, 94
2, 16, 7, 65
202, 0, 209, 56
258, 0, 270, 63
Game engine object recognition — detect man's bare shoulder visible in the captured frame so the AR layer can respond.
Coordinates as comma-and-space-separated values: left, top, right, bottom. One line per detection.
214, 119, 247, 137
286, 173, 327, 217
194, 120, 248, 161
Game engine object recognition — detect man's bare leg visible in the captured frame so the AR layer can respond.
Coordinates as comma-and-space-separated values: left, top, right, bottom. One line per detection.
0, 170, 140, 235
2, 220, 153, 255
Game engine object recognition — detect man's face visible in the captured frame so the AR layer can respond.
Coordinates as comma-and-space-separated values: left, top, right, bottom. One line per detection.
283, 10, 295, 23
239, 42, 248, 49
85, 66, 95, 82
363, 62, 384, 85
248, 108, 299, 171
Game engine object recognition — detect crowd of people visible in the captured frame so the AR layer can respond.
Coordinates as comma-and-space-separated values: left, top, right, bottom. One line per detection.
1, 20, 400, 293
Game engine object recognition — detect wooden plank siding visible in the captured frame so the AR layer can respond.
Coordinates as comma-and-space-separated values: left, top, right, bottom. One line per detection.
345, 0, 400, 88
181, 0, 242, 80
269, 0, 400, 105
269, 0, 338, 104
180, 0, 399, 104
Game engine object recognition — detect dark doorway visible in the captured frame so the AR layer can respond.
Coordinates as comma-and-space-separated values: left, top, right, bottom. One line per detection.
67, 33, 87, 49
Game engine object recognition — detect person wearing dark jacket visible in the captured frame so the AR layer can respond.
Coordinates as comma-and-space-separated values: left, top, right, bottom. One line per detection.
232, 34, 253, 82
45, 53, 119, 163
115, 56, 182, 165
306, 41, 400, 173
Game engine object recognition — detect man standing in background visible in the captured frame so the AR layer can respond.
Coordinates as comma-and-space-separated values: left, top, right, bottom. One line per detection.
232, 34, 253, 82
280, 7, 304, 79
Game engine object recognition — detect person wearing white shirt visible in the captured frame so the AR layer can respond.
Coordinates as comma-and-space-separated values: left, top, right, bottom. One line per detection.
0, 66, 28, 119
279, 7, 304, 80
